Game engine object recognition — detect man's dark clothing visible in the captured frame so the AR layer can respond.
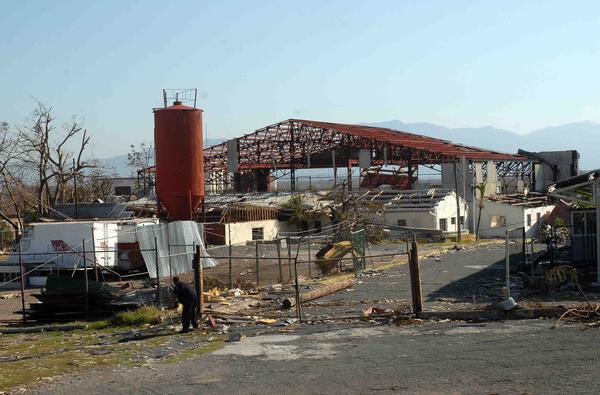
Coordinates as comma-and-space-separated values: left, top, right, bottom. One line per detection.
173, 281, 198, 332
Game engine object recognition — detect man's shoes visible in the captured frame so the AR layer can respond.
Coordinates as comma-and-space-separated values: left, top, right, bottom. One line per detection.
179, 329, 190, 334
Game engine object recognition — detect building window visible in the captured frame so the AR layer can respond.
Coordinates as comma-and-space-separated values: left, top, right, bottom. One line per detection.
527, 214, 532, 227
252, 227, 264, 240
536, 212, 541, 222
460, 216, 464, 226
451, 217, 456, 225
114, 186, 132, 196
439, 218, 448, 231
397, 219, 407, 227
490, 216, 506, 228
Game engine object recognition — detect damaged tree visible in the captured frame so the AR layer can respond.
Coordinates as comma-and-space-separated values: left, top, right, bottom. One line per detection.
17, 100, 94, 215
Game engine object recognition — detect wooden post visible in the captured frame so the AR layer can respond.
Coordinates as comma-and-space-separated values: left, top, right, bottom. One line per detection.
82, 239, 89, 316
17, 240, 26, 322
255, 241, 260, 286
408, 237, 423, 314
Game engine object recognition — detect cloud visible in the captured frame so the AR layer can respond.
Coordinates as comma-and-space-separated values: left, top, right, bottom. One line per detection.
583, 105, 596, 112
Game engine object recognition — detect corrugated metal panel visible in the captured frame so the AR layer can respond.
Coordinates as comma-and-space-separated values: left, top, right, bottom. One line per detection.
136, 221, 216, 279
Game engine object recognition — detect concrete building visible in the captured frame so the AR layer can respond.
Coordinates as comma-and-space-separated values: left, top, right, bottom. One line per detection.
359, 188, 468, 234
473, 193, 554, 238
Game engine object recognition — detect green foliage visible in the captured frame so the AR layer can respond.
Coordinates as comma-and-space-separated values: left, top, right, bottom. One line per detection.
22, 209, 39, 224
571, 189, 593, 209
553, 217, 567, 228
108, 306, 166, 327
283, 194, 321, 226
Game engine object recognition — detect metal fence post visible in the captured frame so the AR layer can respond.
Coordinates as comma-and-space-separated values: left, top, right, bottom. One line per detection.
18, 240, 26, 323
82, 239, 89, 316
154, 237, 161, 308
505, 230, 511, 299
287, 235, 292, 281
293, 256, 301, 322
228, 240, 233, 289
255, 241, 260, 286
307, 234, 312, 279
276, 238, 283, 283
91, 225, 99, 281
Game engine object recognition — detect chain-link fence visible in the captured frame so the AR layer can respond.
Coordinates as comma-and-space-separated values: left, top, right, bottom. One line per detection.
0, 241, 206, 324
0, 223, 427, 326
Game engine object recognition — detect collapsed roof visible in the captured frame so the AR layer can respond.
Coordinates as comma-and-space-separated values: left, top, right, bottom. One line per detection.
485, 192, 554, 208
349, 188, 457, 213
547, 169, 600, 206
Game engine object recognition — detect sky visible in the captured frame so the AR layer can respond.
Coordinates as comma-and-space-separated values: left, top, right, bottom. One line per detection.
1, 0, 599, 159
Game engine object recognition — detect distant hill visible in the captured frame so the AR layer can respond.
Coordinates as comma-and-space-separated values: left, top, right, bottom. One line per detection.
95, 138, 225, 176
369, 120, 600, 170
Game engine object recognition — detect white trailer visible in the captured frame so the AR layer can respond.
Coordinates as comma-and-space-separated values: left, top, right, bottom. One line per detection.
10, 221, 119, 268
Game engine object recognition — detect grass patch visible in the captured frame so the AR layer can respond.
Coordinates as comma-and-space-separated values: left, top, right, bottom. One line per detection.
108, 306, 168, 327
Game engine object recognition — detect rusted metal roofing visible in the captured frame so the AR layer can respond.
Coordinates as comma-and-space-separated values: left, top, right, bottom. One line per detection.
199, 119, 532, 185
290, 119, 526, 161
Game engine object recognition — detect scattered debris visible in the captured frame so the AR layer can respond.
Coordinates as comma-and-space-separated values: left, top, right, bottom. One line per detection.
227, 333, 244, 342
362, 306, 391, 316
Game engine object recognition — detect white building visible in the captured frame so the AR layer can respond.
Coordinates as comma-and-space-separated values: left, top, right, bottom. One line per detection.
473, 193, 554, 238
360, 188, 469, 234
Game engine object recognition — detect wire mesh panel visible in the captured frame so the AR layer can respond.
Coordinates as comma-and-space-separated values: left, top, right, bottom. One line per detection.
351, 229, 366, 274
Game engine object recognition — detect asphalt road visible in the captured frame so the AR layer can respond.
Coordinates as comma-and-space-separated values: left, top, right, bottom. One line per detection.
36, 319, 599, 394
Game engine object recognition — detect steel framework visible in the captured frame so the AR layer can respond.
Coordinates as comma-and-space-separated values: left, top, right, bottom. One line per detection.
204, 119, 533, 190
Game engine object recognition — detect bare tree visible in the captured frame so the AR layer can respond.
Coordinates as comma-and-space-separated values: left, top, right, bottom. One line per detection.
0, 122, 28, 240
18, 101, 94, 215
127, 142, 155, 194
88, 166, 118, 202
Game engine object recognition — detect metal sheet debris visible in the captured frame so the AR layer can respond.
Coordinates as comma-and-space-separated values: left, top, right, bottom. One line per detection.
137, 221, 216, 278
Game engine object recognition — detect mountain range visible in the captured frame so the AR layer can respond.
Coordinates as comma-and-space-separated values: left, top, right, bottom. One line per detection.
97, 121, 600, 175
368, 120, 599, 170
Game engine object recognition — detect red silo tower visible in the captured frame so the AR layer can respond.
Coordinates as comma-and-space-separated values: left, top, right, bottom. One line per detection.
153, 100, 204, 220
